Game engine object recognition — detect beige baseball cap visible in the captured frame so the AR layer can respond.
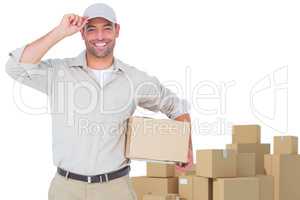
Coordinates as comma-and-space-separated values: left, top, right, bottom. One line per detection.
83, 3, 117, 23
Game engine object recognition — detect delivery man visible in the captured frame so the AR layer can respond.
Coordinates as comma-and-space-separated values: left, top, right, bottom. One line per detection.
5, 3, 193, 200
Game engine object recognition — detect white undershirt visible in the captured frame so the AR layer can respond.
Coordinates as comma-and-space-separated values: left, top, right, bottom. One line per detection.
89, 66, 114, 87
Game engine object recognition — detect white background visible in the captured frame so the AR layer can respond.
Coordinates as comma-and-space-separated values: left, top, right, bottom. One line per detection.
1, 0, 300, 199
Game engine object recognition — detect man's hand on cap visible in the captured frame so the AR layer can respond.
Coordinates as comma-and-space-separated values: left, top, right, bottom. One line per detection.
57, 14, 88, 38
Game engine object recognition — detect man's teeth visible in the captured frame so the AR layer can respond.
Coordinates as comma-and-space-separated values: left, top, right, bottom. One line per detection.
94, 42, 106, 47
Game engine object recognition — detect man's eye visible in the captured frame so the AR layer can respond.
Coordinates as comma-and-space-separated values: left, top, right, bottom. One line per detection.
87, 28, 95, 32
104, 27, 112, 30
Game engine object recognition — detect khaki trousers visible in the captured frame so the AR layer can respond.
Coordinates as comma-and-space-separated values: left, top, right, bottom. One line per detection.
48, 172, 137, 200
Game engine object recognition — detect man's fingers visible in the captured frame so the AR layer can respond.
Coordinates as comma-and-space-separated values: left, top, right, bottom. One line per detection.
71, 15, 77, 26
78, 17, 87, 27
68, 15, 75, 24
175, 163, 187, 173
75, 17, 81, 27
77, 16, 82, 26
72, 16, 77, 25
177, 163, 182, 167
64, 14, 88, 27
75, 16, 87, 27
78, 18, 89, 30
79, 17, 84, 27
68, 15, 74, 21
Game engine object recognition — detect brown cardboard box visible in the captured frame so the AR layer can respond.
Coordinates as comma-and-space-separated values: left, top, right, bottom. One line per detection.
143, 194, 166, 200
196, 149, 237, 178
232, 125, 261, 144
264, 154, 273, 175
264, 154, 300, 200
274, 136, 298, 155
213, 177, 259, 200
256, 175, 274, 200
143, 193, 180, 200
147, 162, 175, 177
174, 164, 196, 177
131, 176, 178, 200
237, 153, 256, 176
125, 117, 190, 162
226, 143, 270, 174
178, 175, 212, 200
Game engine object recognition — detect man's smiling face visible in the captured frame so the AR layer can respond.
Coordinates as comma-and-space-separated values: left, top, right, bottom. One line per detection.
81, 17, 120, 58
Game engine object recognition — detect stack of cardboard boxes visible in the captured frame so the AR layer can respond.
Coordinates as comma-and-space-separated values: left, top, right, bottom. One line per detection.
206, 125, 274, 200
131, 162, 181, 200
264, 136, 300, 200
226, 125, 270, 174
178, 166, 212, 200
177, 125, 274, 200
128, 118, 299, 200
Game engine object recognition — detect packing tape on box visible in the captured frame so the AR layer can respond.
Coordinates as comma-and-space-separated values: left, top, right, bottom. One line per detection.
223, 149, 228, 159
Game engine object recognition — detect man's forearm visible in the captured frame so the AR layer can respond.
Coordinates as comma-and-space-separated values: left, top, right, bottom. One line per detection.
19, 14, 88, 64
20, 27, 66, 64
174, 113, 191, 122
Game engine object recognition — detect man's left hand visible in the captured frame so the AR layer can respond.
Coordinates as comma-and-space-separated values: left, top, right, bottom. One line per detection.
175, 145, 193, 172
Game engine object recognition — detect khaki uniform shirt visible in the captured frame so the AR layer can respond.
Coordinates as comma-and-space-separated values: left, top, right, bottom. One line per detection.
5, 46, 189, 175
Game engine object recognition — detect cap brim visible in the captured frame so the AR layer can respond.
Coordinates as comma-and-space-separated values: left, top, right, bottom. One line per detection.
85, 15, 116, 23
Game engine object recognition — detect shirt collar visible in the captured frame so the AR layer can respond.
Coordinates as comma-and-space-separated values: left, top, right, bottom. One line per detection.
69, 50, 126, 72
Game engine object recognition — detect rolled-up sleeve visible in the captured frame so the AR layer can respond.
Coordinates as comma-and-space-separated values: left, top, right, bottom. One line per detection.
5, 45, 54, 94
136, 74, 190, 119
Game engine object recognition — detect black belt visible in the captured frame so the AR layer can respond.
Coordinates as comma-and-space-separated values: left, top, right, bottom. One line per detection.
57, 165, 130, 184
